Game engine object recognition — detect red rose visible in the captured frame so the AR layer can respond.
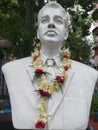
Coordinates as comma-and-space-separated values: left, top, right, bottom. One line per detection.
56, 75, 64, 83
44, 91, 50, 96
33, 55, 38, 61
35, 121, 45, 128
64, 54, 69, 59
64, 66, 69, 70
39, 89, 50, 97
35, 69, 43, 73
39, 89, 44, 95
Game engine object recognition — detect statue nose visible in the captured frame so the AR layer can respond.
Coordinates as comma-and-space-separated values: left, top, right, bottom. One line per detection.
48, 23, 55, 28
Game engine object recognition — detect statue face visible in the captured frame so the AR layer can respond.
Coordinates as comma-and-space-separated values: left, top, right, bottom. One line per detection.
37, 8, 68, 44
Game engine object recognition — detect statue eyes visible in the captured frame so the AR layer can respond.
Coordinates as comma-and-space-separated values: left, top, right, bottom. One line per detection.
41, 17, 63, 25
41, 19, 48, 24
55, 19, 63, 24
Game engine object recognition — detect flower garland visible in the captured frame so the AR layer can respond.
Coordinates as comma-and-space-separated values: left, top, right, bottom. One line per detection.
31, 46, 71, 129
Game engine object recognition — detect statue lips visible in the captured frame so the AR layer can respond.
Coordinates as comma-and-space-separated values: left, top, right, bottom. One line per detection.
45, 30, 57, 36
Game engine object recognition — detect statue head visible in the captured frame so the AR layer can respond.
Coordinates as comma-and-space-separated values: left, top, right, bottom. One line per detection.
37, 1, 68, 45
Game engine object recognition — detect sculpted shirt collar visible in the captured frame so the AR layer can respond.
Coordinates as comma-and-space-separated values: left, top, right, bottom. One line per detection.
40, 50, 61, 67
27, 50, 61, 91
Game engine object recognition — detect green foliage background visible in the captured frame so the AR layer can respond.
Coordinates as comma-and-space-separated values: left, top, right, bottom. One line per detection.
0, 0, 95, 61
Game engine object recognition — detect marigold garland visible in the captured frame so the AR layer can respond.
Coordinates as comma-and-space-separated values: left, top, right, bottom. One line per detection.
31, 46, 71, 129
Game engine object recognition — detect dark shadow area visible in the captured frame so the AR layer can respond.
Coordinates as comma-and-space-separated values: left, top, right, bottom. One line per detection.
0, 120, 15, 130
0, 114, 15, 130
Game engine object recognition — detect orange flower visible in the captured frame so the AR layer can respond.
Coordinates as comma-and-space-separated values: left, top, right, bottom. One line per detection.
64, 54, 69, 59
33, 55, 39, 61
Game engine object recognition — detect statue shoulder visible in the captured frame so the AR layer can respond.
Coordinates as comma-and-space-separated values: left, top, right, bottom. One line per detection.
72, 60, 98, 81
1, 56, 33, 91
2, 56, 31, 73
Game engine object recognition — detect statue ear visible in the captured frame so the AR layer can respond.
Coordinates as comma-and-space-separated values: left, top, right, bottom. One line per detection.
37, 29, 39, 39
64, 31, 68, 40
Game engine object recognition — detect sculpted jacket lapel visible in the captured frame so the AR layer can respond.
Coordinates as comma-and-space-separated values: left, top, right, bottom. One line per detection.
26, 57, 75, 124
26, 59, 38, 91
63, 68, 75, 94
48, 67, 75, 120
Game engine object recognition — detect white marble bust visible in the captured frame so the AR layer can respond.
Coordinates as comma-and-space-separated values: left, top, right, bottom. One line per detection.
2, 1, 98, 130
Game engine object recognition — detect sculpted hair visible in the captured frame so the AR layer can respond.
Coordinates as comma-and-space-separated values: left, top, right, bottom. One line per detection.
38, 2, 68, 30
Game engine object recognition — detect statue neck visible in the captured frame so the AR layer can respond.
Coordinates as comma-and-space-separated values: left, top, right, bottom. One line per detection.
41, 42, 62, 58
